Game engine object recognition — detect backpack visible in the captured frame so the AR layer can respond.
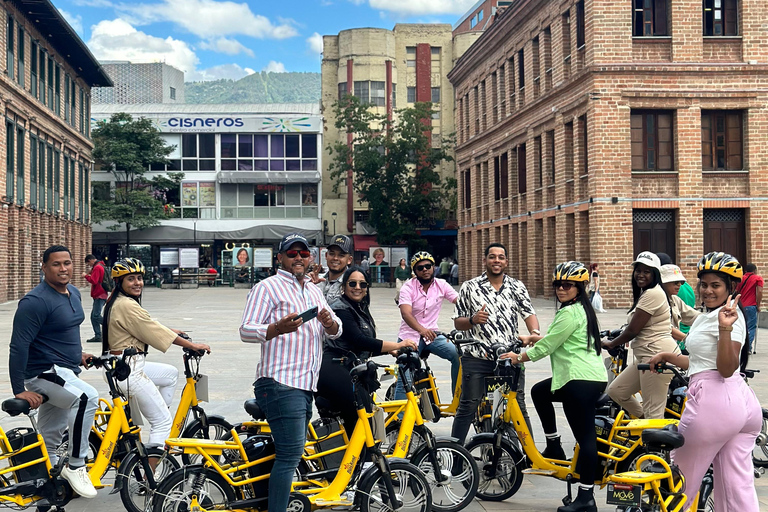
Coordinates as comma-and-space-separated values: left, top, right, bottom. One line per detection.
99, 262, 114, 293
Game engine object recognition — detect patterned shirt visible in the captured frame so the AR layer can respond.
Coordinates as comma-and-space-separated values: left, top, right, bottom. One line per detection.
453, 272, 536, 360
317, 271, 344, 304
239, 269, 342, 392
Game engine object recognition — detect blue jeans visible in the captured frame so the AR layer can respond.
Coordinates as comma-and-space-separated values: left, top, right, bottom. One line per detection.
91, 298, 106, 338
253, 378, 312, 512
745, 305, 758, 351
394, 335, 460, 400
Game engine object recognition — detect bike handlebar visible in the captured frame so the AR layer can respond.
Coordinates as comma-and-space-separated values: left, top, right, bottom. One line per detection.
637, 363, 688, 382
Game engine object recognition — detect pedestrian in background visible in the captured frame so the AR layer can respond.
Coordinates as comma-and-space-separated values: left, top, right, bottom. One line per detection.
394, 258, 411, 305
82, 254, 108, 344
737, 263, 763, 353
587, 263, 600, 302
440, 257, 452, 279
450, 260, 459, 286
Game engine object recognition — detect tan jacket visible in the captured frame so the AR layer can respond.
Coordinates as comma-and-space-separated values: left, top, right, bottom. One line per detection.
107, 295, 177, 353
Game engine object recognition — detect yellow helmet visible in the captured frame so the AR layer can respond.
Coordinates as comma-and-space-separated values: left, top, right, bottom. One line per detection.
553, 261, 590, 283
697, 252, 743, 280
410, 251, 435, 270
111, 258, 146, 279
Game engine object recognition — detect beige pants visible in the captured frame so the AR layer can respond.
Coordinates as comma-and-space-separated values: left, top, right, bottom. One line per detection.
606, 339, 678, 419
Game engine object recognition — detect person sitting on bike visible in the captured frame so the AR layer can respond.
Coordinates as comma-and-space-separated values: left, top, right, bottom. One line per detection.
102, 258, 210, 454
502, 261, 607, 512
602, 251, 679, 419
650, 252, 761, 512
317, 266, 417, 436
660, 264, 700, 352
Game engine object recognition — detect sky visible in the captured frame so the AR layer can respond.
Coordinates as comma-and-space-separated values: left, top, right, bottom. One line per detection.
53, 0, 480, 83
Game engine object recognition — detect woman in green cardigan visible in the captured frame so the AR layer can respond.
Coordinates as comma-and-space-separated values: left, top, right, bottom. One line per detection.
501, 261, 607, 512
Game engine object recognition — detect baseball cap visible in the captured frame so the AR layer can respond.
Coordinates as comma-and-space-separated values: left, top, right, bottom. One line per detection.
328, 234, 353, 254
660, 264, 686, 284
278, 233, 310, 253
633, 251, 661, 270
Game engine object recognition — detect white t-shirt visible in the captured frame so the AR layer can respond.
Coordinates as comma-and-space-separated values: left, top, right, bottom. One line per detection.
686, 306, 746, 377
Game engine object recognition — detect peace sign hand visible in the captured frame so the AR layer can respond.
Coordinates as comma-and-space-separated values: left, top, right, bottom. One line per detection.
718, 294, 741, 328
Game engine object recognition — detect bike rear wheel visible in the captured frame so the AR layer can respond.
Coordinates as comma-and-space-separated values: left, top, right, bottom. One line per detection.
356, 461, 432, 512
465, 437, 524, 501
119, 448, 181, 512
180, 416, 233, 465
752, 409, 768, 467
410, 440, 478, 512
151, 466, 235, 512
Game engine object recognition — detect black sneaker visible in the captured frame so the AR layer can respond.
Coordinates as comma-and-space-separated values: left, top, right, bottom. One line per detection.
86, 336, 102, 343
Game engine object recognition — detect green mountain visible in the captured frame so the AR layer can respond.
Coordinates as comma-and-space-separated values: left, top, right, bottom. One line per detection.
185, 72, 321, 104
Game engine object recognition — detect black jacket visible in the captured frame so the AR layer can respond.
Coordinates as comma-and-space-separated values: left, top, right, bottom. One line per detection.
326, 296, 383, 359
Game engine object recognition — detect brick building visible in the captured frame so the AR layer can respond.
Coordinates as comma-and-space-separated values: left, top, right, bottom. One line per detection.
453, 0, 514, 35
321, 25, 477, 261
448, 0, 768, 306
0, 0, 111, 303
93, 61, 185, 105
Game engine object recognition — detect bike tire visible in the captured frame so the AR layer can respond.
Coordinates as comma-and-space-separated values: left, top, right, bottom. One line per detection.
151, 465, 235, 512
119, 447, 181, 512
180, 416, 233, 465
382, 421, 428, 457
465, 436, 524, 501
410, 440, 479, 512
385, 382, 397, 401
356, 460, 432, 512
752, 409, 768, 468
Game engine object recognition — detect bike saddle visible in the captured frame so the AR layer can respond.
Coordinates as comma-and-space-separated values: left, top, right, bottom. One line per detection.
396, 351, 421, 369
595, 393, 611, 407
314, 396, 343, 418
642, 425, 684, 452
243, 399, 266, 420
2, 398, 31, 417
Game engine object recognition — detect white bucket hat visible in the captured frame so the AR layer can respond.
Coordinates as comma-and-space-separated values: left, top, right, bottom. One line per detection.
660, 264, 686, 284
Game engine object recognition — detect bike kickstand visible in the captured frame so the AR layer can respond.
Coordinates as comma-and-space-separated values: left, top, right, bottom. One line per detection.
562, 474, 574, 506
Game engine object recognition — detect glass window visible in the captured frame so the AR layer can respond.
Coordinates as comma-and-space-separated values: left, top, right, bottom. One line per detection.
286, 160, 301, 171
285, 135, 300, 157
238, 184, 253, 205
285, 184, 301, 205
239, 134, 253, 157
302, 160, 318, 170
5, 122, 13, 200
220, 184, 237, 206
354, 81, 370, 103
271, 135, 284, 157
270, 160, 284, 171
199, 134, 215, 158
149, 162, 165, 171
370, 81, 386, 106
167, 160, 181, 171
182, 160, 198, 171
407, 87, 416, 103
161, 134, 181, 158
254, 135, 269, 157
182, 134, 197, 157
17, 26, 24, 89
199, 159, 215, 171
302, 134, 317, 158
254, 188, 269, 206
221, 159, 236, 170
30, 41, 37, 98
431, 87, 441, 103
302, 184, 317, 206
238, 160, 253, 171
6, 15, 13, 82
338, 82, 347, 100
221, 134, 236, 158
254, 160, 269, 170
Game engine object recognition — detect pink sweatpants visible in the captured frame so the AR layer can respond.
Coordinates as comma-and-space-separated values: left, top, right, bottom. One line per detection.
672, 370, 761, 512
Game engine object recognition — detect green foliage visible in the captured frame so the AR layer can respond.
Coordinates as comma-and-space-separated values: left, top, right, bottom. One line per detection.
327, 96, 455, 248
91, 113, 182, 252
185, 72, 321, 104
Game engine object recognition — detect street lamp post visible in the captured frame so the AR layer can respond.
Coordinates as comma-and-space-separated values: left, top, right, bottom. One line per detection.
331, 212, 337, 236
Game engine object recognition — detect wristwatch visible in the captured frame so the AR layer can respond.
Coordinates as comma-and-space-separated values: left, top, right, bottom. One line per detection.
531, 329, 541, 336
517, 353, 524, 363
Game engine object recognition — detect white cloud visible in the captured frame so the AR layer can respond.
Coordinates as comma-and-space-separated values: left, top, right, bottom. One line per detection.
72, 0, 114, 7
118, 0, 299, 40
58, 9, 83, 35
367, 0, 476, 16
88, 19, 199, 74
187, 63, 252, 81
261, 61, 286, 73
244, 67, 256, 75
198, 37, 254, 57
306, 32, 323, 57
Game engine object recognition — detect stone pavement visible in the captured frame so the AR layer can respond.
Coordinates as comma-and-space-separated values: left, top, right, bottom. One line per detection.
0, 284, 766, 511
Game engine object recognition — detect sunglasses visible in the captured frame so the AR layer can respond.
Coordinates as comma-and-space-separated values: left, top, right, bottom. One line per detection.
415, 264, 433, 272
285, 249, 311, 258
553, 281, 575, 291
347, 281, 369, 289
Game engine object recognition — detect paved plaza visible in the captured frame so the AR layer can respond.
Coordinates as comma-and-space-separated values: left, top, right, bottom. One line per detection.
0, 284, 766, 511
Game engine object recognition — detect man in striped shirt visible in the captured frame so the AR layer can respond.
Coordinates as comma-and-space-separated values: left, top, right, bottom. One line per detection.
240, 232, 341, 512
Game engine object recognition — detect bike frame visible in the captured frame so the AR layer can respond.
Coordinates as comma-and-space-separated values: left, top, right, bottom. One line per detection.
609, 453, 699, 512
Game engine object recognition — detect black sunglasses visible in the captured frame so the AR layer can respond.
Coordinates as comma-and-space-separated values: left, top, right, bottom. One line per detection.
347, 281, 368, 289
285, 249, 311, 258
415, 264, 433, 272
553, 281, 575, 291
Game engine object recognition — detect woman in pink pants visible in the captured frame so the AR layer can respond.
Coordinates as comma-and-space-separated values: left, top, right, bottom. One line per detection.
650, 252, 761, 511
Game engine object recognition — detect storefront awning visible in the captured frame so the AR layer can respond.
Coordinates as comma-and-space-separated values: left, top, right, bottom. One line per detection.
217, 171, 321, 184
352, 235, 378, 251
93, 224, 322, 245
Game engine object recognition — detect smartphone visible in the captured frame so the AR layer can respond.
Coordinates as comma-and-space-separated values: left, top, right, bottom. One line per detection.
296, 306, 319, 324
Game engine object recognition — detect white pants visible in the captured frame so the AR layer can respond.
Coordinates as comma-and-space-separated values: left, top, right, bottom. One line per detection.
117, 356, 179, 447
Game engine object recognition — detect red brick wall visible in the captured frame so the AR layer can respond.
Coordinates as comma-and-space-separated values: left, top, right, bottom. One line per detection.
450, 0, 768, 307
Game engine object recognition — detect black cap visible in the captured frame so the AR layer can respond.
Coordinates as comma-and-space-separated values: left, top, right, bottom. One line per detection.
278, 233, 310, 253
327, 234, 353, 254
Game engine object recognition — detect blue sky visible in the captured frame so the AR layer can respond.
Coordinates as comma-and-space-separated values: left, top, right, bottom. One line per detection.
54, 0, 479, 82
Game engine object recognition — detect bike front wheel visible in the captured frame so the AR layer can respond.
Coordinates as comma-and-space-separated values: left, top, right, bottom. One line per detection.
119, 448, 181, 512
151, 466, 235, 512
410, 440, 479, 512
356, 461, 432, 512
465, 437, 524, 501
180, 416, 233, 465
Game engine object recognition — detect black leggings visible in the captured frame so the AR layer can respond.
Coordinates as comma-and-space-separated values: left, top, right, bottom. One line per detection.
316, 351, 358, 437
531, 378, 605, 485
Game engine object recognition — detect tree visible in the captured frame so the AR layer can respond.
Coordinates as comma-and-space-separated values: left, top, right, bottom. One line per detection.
91, 113, 181, 256
327, 96, 455, 250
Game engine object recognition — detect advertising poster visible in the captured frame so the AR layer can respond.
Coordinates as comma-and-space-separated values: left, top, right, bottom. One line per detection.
252, 248, 273, 268
368, 247, 391, 267
182, 183, 198, 207
178, 248, 200, 268
199, 182, 216, 207
233, 247, 253, 267
159, 248, 179, 267
390, 247, 409, 268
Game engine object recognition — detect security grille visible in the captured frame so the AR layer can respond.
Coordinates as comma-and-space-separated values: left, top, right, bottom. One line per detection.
703, 209, 743, 223
633, 210, 673, 223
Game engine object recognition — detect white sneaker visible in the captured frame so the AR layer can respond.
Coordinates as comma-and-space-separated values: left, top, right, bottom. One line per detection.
60, 465, 98, 499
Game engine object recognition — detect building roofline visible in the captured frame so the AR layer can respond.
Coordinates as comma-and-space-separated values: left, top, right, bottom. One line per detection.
453, 0, 487, 30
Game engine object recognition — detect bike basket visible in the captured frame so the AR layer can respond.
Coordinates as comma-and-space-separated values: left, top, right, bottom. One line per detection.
419, 389, 435, 421
606, 483, 641, 506
371, 407, 386, 442
7, 428, 48, 482
310, 418, 347, 470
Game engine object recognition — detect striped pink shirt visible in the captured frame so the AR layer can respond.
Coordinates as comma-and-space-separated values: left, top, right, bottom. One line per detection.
240, 269, 342, 391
